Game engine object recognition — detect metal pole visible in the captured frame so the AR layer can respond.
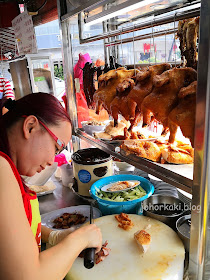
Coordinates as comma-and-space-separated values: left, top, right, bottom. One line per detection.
189, 0, 210, 278
60, 18, 80, 152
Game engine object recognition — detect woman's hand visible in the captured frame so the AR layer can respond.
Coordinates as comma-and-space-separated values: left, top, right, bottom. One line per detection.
71, 224, 102, 253
48, 227, 76, 246
47, 224, 102, 254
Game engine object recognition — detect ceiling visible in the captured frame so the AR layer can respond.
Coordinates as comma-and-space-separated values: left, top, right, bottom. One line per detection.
0, 27, 16, 60
0, 0, 58, 60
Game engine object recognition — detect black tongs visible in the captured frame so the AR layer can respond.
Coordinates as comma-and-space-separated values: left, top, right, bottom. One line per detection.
84, 203, 95, 269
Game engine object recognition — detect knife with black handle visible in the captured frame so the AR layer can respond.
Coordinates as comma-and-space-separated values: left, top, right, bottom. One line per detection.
84, 203, 95, 269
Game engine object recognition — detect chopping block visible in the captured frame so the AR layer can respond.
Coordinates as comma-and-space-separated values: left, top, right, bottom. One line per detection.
66, 214, 185, 280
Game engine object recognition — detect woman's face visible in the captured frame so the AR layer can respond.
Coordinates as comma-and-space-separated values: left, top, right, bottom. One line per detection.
17, 120, 72, 177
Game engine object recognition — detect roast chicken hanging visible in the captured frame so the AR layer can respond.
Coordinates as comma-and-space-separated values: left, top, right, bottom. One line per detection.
110, 63, 171, 128
141, 67, 197, 135
168, 81, 197, 146
93, 67, 138, 116
88, 17, 199, 147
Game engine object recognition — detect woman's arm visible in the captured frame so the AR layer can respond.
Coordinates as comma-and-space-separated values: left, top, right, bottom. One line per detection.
0, 157, 102, 280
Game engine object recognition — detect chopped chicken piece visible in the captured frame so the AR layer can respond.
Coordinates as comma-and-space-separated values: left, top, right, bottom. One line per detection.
134, 230, 151, 253
95, 241, 111, 264
79, 240, 111, 264
115, 213, 134, 230
121, 140, 165, 163
162, 144, 194, 164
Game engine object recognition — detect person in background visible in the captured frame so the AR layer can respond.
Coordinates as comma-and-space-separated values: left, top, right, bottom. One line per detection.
0, 77, 15, 114
63, 53, 109, 127
0, 92, 102, 280
62, 53, 92, 125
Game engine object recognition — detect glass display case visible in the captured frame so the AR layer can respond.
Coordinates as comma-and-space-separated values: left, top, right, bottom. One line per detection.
57, 0, 210, 278
9, 54, 56, 99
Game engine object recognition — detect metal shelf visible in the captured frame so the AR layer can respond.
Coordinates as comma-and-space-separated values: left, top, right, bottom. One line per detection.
75, 128, 193, 193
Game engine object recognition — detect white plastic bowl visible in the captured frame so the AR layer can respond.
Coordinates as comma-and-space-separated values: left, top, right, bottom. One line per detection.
81, 120, 109, 135
113, 160, 135, 172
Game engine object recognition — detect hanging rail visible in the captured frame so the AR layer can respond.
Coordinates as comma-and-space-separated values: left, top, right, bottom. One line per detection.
79, 7, 200, 44
117, 0, 200, 27
104, 27, 177, 47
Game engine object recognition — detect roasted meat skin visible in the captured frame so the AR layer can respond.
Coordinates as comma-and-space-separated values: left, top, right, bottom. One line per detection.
82, 57, 123, 109
121, 140, 166, 163
52, 213, 87, 229
185, 17, 199, 69
83, 62, 96, 108
93, 67, 137, 115
95, 240, 111, 264
177, 17, 199, 69
168, 81, 197, 146
162, 144, 194, 164
110, 63, 171, 127
115, 213, 134, 230
141, 67, 197, 134
121, 139, 194, 164
177, 20, 186, 65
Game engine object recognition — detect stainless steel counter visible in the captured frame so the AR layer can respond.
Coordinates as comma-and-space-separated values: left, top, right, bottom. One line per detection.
38, 169, 184, 216
38, 176, 90, 215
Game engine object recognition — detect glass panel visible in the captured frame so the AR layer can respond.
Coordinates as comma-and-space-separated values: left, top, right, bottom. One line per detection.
81, 0, 200, 37
31, 58, 53, 93
68, 1, 198, 143
116, 22, 180, 65
69, 15, 109, 128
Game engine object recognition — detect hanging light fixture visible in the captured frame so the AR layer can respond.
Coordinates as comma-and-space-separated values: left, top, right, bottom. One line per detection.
84, 0, 160, 26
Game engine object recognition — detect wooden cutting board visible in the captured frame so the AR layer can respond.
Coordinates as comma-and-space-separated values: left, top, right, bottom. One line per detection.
65, 214, 185, 280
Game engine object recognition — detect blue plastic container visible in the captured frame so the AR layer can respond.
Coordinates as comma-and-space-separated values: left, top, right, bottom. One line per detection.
90, 174, 154, 215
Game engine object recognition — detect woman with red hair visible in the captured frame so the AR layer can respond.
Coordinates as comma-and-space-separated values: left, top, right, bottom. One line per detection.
0, 92, 102, 280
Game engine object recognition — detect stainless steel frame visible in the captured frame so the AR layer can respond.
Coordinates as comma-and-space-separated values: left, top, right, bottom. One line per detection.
60, 21, 80, 151
57, 0, 210, 278
189, 0, 210, 278
78, 6, 200, 44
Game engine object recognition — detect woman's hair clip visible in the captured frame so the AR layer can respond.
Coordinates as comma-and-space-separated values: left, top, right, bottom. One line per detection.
4, 98, 16, 110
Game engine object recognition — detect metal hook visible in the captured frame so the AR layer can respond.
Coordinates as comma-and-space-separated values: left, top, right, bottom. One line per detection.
165, 29, 167, 63
83, 11, 89, 23
149, 20, 153, 66
152, 18, 156, 65
120, 28, 124, 67
174, 12, 177, 67
133, 24, 136, 75
115, 35, 119, 67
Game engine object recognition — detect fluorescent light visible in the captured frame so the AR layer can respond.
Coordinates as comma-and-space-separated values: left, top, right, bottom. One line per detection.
85, 0, 160, 26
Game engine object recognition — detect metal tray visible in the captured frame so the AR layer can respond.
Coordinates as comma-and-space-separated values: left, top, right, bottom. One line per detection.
75, 128, 193, 193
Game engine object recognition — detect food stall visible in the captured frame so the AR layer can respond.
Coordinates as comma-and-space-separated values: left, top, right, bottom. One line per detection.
55, 0, 210, 278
